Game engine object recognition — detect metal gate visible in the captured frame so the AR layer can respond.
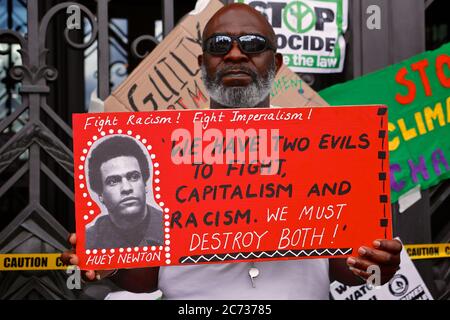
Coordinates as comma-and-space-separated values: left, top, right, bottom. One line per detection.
0, 0, 176, 299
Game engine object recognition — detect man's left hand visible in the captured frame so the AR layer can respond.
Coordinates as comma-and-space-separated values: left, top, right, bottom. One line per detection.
346, 239, 402, 285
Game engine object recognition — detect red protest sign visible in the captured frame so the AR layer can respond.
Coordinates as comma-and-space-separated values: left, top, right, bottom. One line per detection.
73, 106, 391, 270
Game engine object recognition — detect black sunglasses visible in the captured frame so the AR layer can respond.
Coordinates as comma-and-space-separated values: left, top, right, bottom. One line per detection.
202, 34, 276, 55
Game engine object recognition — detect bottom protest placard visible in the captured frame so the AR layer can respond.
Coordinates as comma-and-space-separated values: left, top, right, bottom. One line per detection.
330, 241, 434, 300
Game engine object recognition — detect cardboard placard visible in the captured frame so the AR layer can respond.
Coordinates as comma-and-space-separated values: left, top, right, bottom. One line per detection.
104, 0, 328, 113
73, 106, 391, 270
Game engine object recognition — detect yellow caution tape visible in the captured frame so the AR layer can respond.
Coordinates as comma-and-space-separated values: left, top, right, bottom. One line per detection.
0, 253, 68, 271
0, 245, 448, 270
404, 243, 450, 260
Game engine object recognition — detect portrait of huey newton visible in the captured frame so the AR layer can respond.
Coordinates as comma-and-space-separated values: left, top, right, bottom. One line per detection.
85, 135, 163, 250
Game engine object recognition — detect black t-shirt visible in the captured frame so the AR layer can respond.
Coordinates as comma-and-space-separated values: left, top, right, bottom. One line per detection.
85, 205, 164, 249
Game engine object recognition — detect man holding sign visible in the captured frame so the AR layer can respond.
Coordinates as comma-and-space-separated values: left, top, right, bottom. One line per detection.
62, 3, 402, 299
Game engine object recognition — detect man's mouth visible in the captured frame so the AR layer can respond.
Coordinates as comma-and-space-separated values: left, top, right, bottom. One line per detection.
120, 197, 140, 206
222, 70, 251, 77
220, 69, 254, 86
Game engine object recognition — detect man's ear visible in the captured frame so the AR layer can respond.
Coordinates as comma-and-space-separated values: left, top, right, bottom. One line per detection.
275, 53, 283, 74
198, 54, 203, 68
99, 195, 104, 204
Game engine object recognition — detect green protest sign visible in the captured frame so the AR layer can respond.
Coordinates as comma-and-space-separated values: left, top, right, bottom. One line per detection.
237, 0, 348, 73
320, 43, 450, 203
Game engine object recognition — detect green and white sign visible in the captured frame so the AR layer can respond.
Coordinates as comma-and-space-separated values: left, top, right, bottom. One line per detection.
320, 43, 450, 203
237, 0, 348, 73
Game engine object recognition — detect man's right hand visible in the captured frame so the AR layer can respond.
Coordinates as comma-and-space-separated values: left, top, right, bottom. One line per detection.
60, 233, 116, 281
61, 233, 159, 292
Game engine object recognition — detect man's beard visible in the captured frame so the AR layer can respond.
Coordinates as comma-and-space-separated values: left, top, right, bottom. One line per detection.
201, 61, 276, 108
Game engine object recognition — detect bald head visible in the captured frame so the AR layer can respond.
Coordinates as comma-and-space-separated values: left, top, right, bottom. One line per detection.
199, 3, 282, 109
202, 3, 277, 48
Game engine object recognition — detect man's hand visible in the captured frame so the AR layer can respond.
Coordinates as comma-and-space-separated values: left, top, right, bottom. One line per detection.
61, 233, 159, 292
60, 233, 116, 281
346, 239, 402, 285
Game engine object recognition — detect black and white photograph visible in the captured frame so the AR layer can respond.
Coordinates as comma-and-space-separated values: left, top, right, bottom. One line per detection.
85, 135, 163, 249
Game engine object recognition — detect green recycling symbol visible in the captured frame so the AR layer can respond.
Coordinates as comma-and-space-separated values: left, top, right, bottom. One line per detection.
283, 1, 316, 33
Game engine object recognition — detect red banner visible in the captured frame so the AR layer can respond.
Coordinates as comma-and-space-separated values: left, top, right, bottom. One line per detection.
73, 106, 391, 270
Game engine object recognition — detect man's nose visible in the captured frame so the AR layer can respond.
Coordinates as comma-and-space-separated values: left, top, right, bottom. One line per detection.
120, 178, 133, 194
223, 41, 249, 63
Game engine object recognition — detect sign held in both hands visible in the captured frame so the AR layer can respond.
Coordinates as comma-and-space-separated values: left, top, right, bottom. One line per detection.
73, 106, 391, 270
